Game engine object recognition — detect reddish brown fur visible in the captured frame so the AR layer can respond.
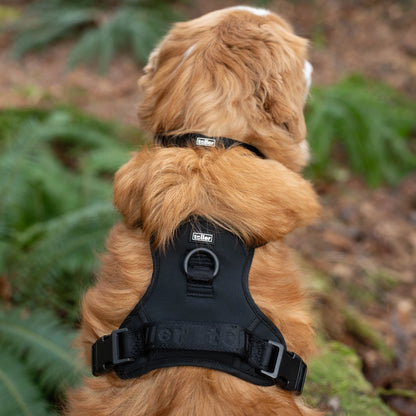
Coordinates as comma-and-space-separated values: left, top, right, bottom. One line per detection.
65, 7, 321, 415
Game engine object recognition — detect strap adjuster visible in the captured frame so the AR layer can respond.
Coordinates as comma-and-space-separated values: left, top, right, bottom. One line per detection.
92, 328, 133, 376
260, 340, 307, 395
260, 340, 284, 379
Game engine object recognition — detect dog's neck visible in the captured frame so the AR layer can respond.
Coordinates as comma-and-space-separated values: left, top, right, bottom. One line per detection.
155, 133, 266, 159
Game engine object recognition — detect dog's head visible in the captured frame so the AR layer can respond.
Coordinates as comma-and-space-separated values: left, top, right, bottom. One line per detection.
138, 6, 312, 171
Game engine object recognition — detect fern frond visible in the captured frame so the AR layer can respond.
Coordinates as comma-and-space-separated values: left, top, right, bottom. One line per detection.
306, 76, 416, 186
19, 201, 117, 272
0, 108, 132, 238
8, 0, 183, 72
0, 118, 86, 238
10, 202, 118, 319
0, 352, 54, 416
0, 308, 86, 393
0, 107, 135, 319
0, 120, 56, 237
9, 4, 95, 58
82, 146, 132, 174
69, 4, 181, 72
33, 110, 119, 149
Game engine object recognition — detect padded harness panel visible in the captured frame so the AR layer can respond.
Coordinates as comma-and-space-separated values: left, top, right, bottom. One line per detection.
92, 219, 307, 393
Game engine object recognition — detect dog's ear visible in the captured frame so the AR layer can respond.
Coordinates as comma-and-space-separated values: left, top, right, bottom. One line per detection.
211, 13, 308, 140
211, 13, 310, 169
141, 45, 161, 77
256, 21, 308, 143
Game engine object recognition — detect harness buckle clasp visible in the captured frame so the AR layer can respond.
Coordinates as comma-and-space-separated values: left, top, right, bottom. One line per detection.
260, 340, 307, 395
92, 327, 133, 376
260, 340, 285, 380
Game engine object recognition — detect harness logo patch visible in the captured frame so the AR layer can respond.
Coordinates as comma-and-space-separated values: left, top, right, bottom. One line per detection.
195, 137, 216, 147
191, 232, 214, 244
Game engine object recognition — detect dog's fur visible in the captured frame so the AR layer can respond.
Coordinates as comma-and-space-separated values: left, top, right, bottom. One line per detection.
65, 6, 321, 416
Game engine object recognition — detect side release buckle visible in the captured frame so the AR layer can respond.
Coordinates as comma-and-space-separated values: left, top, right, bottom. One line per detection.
92, 327, 133, 376
261, 340, 307, 395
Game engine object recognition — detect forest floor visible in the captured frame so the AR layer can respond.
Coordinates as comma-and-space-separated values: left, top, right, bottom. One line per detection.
1, 0, 415, 415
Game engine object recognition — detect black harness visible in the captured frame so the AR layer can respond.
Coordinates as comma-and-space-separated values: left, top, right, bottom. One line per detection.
92, 135, 307, 394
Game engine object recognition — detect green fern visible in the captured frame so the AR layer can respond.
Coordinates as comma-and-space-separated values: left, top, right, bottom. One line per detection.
7, 0, 183, 73
0, 108, 137, 320
0, 307, 88, 416
306, 76, 416, 187
0, 352, 54, 416
0, 308, 86, 392
11, 202, 118, 320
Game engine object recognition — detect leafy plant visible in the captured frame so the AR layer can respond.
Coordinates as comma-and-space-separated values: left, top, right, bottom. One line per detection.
306, 76, 416, 187
0, 352, 53, 416
0, 107, 140, 414
0, 108, 139, 321
0, 308, 86, 416
6, 0, 183, 73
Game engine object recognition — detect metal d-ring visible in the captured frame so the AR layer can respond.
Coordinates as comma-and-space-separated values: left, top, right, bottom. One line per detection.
183, 247, 219, 279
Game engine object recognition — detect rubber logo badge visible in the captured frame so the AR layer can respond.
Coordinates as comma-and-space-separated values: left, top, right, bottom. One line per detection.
191, 232, 214, 244
196, 137, 216, 147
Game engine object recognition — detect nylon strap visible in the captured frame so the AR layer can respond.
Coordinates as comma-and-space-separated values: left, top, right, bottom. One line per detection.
92, 321, 307, 394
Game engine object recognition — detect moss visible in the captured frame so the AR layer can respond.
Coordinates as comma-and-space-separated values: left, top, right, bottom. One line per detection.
343, 308, 393, 361
303, 342, 396, 416
0, 6, 20, 23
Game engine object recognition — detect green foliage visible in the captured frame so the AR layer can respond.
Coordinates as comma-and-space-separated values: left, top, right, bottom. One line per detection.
0, 108, 138, 321
0, 308, 86, 391
6, 0, 183, 73
0, 308, 87, 416
306, 76, 416, 187
0, 352, 53, 416
0, 107, 140, 414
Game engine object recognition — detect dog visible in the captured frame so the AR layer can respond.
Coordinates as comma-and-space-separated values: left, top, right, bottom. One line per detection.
65, 6, 321, 416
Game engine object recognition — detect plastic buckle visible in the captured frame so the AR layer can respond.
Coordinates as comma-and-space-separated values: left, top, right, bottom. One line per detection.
260, 340, 284, 379
286, 352, 307, 395
92, 328, 133, 376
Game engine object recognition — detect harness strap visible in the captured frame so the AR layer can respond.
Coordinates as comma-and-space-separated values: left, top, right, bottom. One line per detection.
155, 133, 266, 159
92, 322, 306, 394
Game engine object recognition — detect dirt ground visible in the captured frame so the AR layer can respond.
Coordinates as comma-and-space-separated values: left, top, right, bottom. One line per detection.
1, 1, 415, 415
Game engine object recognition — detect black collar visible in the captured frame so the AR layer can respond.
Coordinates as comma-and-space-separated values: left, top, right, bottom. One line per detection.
155, 133, 265, 159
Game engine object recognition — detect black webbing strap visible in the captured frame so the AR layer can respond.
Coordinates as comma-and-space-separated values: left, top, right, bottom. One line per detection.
155, 133, 266, 159
92, 322, 306, 394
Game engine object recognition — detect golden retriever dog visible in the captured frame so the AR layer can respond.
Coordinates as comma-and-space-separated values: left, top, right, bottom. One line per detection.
65, 6, 321, 416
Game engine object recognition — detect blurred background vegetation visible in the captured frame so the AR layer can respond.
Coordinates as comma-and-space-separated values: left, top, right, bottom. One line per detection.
0, 1, 415, 415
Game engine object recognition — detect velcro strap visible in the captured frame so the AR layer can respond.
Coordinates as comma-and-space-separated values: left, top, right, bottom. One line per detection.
92, 322, 306, 394
147, 322, 246, 354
